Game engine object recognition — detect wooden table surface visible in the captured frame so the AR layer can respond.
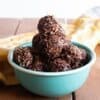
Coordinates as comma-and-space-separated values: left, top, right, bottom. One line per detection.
0, 18, 100, 100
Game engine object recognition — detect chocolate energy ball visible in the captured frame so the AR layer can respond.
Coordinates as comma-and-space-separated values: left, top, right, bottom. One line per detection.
32, 34, 40, 53
32, 52, 46, 71
50, 58, 71, 72
13, 15, 88, 72
32, 33, 68, 60
38, 15, 64, 35
13, 47, 33, 69
33, 60, 46, 71
61, 44, 87, 69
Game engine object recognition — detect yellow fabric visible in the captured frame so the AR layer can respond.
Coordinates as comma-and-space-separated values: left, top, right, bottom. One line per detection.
0, 32, 35, 85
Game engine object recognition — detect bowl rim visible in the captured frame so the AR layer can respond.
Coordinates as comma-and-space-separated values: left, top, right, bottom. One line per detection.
8, 42, 96, 76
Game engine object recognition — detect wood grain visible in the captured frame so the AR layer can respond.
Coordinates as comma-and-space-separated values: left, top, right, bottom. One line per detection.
75, 45, 100, 100
0, 18, 19, 38
0, 84, 55, 100
16, 18, 38, 34
0, 84, 72, 100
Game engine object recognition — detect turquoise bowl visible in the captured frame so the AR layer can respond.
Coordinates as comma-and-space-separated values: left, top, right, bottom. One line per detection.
8, 42, 96, 97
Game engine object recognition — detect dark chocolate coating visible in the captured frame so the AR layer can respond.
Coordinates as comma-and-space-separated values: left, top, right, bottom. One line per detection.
50, 58, 71, 72
31, 49, 48, 71
61, 44, 87, 69
38, 15, 64, 35
32, 55, 46, 71
32, 33, 68, 60
13, 47, 33, 69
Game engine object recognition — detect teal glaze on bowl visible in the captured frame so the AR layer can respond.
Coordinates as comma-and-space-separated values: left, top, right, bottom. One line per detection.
8, 42, 96, 97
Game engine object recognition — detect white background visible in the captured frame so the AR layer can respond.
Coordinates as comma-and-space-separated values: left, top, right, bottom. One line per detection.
0, 0, 100, 19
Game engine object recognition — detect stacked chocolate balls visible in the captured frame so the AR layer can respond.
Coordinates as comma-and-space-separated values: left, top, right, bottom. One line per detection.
13, 15, 87, 72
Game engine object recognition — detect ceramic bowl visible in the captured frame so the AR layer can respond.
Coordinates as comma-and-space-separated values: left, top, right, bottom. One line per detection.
8, 42, 96, 97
